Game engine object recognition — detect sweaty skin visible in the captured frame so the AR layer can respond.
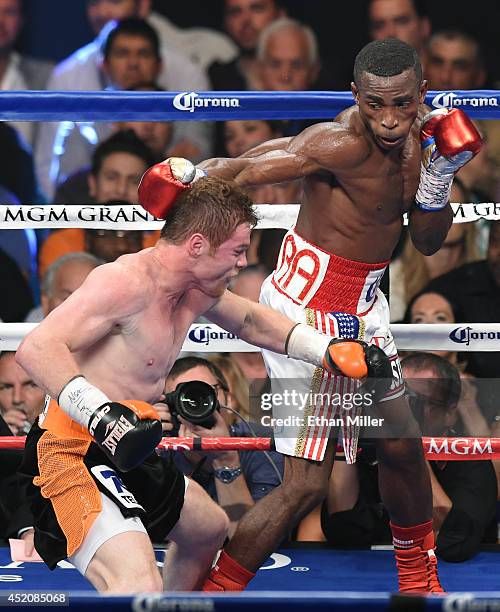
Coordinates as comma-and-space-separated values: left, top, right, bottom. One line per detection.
15, 220, 331, 594
200, 68, 453, 259
198, 67, 453, 581
16, 225, 298, 408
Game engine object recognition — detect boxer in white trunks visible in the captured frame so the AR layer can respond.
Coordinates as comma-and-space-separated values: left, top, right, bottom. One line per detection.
198, 39, 482, 593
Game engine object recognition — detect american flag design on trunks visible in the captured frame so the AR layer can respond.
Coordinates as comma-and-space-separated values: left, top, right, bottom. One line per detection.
294, 311, 365, 463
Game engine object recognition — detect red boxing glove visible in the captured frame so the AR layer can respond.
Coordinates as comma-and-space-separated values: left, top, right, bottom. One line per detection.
416, 108, 482, 211
424, 107, 482, 159
138, 157, 205, 219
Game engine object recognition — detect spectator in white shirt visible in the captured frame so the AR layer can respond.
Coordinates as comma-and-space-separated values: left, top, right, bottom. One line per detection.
36, 4, 211, 200
85, 0, 238, 69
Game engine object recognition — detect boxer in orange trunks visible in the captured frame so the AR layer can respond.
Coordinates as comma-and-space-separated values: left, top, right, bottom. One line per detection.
198, 38, 482, 593
17, 167, 381, 594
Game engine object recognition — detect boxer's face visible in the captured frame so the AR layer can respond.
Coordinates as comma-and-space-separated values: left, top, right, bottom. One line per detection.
352, 68, 426, 151
192, 223, 251, 297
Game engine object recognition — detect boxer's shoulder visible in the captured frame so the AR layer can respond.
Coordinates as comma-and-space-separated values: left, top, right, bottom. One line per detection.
93, 256, 146, 286
293, 117, 370, 171
83, 257, 154, 307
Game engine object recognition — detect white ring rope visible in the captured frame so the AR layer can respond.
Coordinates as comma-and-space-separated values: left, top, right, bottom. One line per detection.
2, 200, 499, 352
2, 322, 499, 352
0, 202, 499, 230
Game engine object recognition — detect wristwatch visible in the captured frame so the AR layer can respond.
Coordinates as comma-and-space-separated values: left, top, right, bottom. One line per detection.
213, 466, 243, 483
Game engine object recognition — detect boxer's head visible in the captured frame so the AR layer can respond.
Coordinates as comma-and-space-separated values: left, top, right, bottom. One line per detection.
160, 177, 258, 297
351, 38, 427, 152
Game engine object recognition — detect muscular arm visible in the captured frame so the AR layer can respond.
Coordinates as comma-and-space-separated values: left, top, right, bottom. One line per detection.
199, 137, 294, 178
408, 204, 453, 256
199, 122, 368, 187
16, 263, 147, 399
408, 179, 462, 255
204, 290, 294, 353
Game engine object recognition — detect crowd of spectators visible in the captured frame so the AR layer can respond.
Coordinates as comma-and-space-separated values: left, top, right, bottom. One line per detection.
0, 0, 499, 561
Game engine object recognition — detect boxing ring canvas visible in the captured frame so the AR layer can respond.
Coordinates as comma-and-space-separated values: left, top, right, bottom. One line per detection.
0, 545, 499, 610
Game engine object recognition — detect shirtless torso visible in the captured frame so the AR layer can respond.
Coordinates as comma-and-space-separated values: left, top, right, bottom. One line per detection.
199, 41, 481, 596
293, 106, 422, 262
17, 189, 322, 592
27, 247, 217, 407
71, 251, 214, 404
200, 68, 447, 262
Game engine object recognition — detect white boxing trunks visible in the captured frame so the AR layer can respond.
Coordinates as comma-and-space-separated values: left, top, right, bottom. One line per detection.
259, 228, 405, 463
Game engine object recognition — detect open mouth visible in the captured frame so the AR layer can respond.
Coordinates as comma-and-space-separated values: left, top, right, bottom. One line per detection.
377, 135, 403, 148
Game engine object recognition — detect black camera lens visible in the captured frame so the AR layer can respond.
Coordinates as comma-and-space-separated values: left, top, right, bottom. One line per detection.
165, 380, 218, 433
176, 381, 217, 425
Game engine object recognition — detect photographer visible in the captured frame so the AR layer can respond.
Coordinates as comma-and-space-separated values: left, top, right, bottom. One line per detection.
159, 357, 283, 537
318, 353, 497, 561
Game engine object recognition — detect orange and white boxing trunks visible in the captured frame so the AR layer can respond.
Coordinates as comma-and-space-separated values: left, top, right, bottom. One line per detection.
259, 228, 405, 463
20, 399, 186, 572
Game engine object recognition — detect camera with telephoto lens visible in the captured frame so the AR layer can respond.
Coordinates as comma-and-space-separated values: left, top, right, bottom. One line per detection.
165, 380, 219, 436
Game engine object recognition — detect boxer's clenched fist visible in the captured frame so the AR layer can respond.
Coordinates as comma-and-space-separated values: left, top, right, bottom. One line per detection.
415, 108, 482, 211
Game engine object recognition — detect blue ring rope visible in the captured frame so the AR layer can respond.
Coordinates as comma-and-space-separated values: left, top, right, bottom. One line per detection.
0, 90, 498, 121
